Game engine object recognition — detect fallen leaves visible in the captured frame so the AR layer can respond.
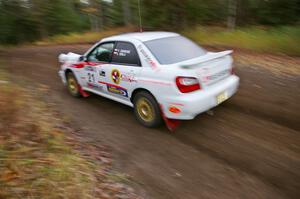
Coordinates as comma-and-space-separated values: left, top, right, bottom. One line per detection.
1, 170, 19, 182
0, 73, 142, 199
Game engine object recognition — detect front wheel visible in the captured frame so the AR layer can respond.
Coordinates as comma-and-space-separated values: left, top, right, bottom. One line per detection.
66, 72, 81, 97
133, 91, 163, 128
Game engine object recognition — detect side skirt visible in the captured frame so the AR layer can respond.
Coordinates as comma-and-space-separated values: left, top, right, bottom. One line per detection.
82, 87, 134, 107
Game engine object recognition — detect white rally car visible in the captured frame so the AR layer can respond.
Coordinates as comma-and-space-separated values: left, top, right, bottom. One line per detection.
58, 32, 239, 129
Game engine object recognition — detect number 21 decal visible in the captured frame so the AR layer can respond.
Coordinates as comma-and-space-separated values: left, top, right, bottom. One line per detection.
87, 73, 95, 83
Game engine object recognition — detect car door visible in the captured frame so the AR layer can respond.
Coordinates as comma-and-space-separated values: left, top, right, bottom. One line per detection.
82, 42, 115, 93
101, 41, 142, 101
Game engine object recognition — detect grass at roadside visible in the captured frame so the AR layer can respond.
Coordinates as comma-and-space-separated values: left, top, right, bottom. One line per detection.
183, 26, 300, 56
0, 69, 140, 199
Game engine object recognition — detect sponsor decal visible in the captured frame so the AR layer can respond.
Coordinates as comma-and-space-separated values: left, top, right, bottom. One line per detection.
87, 82, 103, 91
87, 72, 96, 84
107, 85, 128, 97
137, 45, 159, 71
121, 72, 137, 83
110, 69, 137, 84
111, 69, 137, 84
99, 70, 106, 77
114, 48, 131, 57
98, 81, 128, 97
84, 65, 96, 72
111, 69, 121, 84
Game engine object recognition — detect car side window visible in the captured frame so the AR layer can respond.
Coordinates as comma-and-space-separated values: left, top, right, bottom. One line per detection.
87, 42, 114, 62
111, 42, 140, 66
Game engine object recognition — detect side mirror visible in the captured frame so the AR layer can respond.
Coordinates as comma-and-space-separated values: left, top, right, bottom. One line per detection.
79, 55, 86, 62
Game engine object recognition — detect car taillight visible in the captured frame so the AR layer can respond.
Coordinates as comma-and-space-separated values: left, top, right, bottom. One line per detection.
176, 77, 201, 93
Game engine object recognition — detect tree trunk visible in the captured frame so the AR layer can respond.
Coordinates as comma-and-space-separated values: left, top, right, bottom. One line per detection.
98, 3, 104, 30
227, 0, 237, 30
122, 0, 131, 25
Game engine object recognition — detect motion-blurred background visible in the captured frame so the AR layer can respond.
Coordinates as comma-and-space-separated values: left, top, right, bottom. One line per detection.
1, 1, 300, 199
0, 0, 299, 55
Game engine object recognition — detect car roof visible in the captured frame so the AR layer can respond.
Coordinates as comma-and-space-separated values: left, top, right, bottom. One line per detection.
102, 31, 180, 42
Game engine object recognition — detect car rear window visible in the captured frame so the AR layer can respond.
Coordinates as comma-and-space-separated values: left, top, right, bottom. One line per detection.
144, 36, 206, 65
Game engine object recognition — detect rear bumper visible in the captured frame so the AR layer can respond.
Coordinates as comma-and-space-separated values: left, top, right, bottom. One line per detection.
162, 75, 239, 120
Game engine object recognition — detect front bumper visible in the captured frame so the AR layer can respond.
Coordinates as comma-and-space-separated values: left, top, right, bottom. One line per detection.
58, 70, 67, 85
162, 75, 239, 120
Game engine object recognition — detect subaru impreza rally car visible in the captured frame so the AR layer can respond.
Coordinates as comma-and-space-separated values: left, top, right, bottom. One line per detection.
58, 32, 239, 130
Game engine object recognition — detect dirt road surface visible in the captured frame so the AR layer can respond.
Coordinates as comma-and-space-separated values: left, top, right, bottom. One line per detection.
2, 45, 300, 199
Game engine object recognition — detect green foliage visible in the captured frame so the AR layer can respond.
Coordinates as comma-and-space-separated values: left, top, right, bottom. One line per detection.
255, 0, 299, 25
0, 0, 39, 44
0, 0, 88, 44
0, 0, 299, 45
184, 26, 300, 56
39, 0, 85, 36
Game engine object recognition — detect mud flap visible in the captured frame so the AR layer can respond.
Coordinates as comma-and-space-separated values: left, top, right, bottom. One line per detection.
160, 105, 181, 131
79, 85, 90, 97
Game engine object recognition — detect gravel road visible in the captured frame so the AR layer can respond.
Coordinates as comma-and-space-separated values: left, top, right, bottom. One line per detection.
3, 45, 300, 199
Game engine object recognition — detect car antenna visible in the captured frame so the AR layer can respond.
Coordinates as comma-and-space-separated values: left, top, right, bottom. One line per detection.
138, 0, 143, 32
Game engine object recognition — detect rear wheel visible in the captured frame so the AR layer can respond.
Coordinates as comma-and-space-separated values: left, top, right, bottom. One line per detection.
66, 72, 81, 97
133, 91, 163, 128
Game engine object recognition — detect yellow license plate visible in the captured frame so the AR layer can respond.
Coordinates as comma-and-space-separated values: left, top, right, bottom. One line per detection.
216, 92, 228, 104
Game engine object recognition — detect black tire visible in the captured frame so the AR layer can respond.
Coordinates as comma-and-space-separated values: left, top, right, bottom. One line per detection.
133, 91, 163, 128
66, 72, 81, 97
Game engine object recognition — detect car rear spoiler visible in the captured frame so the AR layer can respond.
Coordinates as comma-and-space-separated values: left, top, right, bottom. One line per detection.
180, 50, 233, 69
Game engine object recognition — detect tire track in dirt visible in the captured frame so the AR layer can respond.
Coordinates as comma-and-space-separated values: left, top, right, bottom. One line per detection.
173, 106, 300, 199
3, 45, 300, 199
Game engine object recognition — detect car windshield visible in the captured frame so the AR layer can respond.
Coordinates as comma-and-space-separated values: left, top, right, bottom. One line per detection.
144, 36, 206, 65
